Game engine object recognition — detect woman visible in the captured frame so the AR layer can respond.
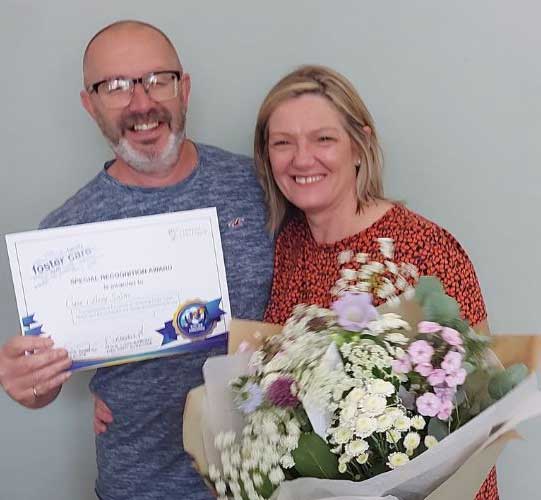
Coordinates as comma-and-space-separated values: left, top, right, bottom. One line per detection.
254, 65, 497, 499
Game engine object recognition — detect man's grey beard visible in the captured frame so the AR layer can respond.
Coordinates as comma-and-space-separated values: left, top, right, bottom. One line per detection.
112, 128, 186, 174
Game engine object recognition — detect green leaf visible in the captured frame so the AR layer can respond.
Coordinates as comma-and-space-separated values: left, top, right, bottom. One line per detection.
415, 277, 445, 305
427, 417, 450, 441
488, 364, 528, 400
423, 294, 461, 325
291, 432, 340, 479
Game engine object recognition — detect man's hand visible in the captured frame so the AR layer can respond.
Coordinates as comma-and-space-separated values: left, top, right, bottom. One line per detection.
94, 395, 113, 434
0, 335, 71, 409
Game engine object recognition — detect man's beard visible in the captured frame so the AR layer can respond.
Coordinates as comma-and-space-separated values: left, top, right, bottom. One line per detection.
97, 105, 186, 175
113, 127, 185, 174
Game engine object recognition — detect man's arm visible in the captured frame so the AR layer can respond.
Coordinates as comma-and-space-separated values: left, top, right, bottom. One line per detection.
0, 335, 71, 409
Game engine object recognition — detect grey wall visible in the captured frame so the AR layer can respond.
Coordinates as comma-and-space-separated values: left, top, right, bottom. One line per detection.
1, 1, 539, 498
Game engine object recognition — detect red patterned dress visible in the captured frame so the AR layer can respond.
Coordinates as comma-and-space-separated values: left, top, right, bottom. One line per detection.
264, 204, 498, 500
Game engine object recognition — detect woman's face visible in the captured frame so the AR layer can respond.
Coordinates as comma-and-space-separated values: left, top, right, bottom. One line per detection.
267, 94, 359, 219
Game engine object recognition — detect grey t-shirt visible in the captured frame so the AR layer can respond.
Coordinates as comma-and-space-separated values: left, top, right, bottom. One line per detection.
40, 144, 274, 500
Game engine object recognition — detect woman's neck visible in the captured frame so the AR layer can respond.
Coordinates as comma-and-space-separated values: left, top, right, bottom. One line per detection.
306, 200, 393, 244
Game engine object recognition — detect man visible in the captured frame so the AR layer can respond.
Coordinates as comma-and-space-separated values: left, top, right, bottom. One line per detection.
0, 20, 274, 500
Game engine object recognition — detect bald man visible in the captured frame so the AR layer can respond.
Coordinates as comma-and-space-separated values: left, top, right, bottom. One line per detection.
0, 20, 274, 500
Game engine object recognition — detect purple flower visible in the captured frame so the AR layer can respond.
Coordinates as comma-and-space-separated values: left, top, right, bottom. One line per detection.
391, 355, 412, 374
416, 393, 442, 417
445, 368, 467, 388
331, 292, 378, 331
441, 327, 463, 347
415, 362, 434, 377
266, 377, 299, 408
427, 369, 446, 386
236, 382, 263, 414
441, 351, 463, 374
408, 340, 434, 364
437, 399, 454, 420
417, 321, 442, 334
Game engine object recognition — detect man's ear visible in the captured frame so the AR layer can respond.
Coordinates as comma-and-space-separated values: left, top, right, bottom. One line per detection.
180, 73, 191, 109
80, 89, 97, 120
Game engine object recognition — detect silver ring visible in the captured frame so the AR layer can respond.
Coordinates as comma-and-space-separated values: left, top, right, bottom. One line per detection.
32, 386, 39, 399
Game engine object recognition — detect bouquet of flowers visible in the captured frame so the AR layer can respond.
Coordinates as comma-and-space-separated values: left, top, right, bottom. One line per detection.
184, 240, 541, 500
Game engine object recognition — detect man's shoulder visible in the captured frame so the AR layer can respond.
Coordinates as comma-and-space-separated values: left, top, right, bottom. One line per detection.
39, 172, 108, 229
197, 142, 252, 168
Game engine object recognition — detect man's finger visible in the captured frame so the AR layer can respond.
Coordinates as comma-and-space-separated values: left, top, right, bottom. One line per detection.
21, 348, 70, 375
3, 336, 54, 357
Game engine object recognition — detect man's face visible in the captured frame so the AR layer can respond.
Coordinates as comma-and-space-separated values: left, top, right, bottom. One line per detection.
82, 26, 190, 173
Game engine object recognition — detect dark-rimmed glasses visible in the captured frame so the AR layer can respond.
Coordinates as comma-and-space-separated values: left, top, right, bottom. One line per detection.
87, 70, 182, 109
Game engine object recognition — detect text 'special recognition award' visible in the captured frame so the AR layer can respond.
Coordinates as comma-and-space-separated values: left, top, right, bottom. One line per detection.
5, 208, 230, 371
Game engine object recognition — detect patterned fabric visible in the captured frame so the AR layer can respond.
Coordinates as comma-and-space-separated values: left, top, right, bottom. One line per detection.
264, 203, 497, 499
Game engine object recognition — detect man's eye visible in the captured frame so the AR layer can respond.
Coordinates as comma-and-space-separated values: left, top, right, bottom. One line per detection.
107, 80, 129, 93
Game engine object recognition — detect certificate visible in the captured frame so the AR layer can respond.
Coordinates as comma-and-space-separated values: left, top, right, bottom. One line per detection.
5, 208, 230, 371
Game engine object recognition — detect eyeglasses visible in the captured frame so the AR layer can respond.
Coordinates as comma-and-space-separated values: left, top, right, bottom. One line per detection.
87, 70, 182, 109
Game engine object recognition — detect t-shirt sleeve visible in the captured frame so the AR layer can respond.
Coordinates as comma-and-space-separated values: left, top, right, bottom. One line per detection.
415, 225, 487, 326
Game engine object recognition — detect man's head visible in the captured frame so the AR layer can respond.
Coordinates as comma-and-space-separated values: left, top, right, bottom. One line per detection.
81, 21, 190, 174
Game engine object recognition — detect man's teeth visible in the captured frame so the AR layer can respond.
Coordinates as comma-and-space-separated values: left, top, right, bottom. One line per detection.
295, 175, 324, 185
133, 122, 159, 131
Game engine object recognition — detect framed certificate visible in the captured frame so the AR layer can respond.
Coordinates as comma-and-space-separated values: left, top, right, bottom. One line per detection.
5, 208, 230, 371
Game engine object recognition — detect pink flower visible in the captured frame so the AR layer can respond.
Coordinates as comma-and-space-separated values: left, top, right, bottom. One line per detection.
441, 327, 463, 347
427, 369, 446, 386
441, 351, 462, 374
331, 292, 378, 331
434, 385, 456, 402
437, 399, 454, 420
415, 363, 434, 377
416, 393, 442, 417
391, 355, 412, 374
417, 321, 442, 334
445, 368, 467, 388
408, 340, 434, 364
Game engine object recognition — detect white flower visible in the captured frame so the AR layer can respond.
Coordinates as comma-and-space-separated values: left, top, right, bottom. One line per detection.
376, 414, 394, 432
387, 452, 410, 469
378, 238, 395, 259
404, 286, 416, 300
340, 268, 358, 281
208, 464, 220, 482
333, 426, 354, 444
280, 454, 295, 469
425, 435, 439, 449
346, 439, 369, 456
269, 467, 285, 485
347, 387, 366, 403
393, 415, 411, 432
369, 379, 395, 396
215, 480, 227, 496
403, 432, 421, 451
355, 252, 369, 264
252, 473, 264, 487
410, 416, 426, 430
338, 463, 347, 473
355, 416, 378, 438
386, 429, 401, 444
385, 332, 408, 345
338, 250, 354, 264
356, 453, 369, 464
361, 394, 387, 416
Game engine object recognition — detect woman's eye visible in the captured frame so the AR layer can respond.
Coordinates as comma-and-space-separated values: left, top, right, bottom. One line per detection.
319, 136, 334, 142
272, 140, 289, 146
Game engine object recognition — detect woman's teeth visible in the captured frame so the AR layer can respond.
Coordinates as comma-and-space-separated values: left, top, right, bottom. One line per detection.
295, 175, 324, 185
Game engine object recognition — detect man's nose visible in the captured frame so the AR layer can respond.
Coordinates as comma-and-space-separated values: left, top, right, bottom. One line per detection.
126, 83, 154, 112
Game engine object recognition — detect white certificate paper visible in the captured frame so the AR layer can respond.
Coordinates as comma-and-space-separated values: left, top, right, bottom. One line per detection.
5, 208, 231, 371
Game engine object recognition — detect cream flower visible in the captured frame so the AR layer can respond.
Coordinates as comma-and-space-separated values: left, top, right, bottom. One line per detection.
387, 452, 410, 469
403, 432, 421, 451
355, 416, 378, 438
424, 435, 439, 449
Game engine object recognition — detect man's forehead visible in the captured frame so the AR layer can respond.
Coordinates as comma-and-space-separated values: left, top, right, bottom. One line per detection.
83, 23, 181, 82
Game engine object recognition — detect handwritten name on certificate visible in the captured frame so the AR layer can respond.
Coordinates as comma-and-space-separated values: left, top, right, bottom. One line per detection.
5, 208, 231, 371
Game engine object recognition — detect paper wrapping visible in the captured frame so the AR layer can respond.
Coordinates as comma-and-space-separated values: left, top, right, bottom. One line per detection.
183, 316, 541, 499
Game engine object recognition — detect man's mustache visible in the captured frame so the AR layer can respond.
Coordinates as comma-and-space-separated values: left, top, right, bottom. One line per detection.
120, 108, 172, 131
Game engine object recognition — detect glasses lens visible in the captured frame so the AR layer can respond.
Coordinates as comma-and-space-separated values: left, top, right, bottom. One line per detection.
97, 78, 132, 109
146, 72, 179, 102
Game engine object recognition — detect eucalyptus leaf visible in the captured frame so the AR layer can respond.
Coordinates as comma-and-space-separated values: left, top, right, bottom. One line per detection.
414, 277, 445, 305
427, 417, 450, 441
423, 294, 461, 325
488, 364, 528, 400
291, 432, 340, 479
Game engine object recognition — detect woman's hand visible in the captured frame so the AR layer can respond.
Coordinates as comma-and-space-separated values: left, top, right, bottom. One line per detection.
94, 395, 114, 434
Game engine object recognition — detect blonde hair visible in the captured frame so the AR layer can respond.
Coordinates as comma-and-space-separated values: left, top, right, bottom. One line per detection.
254, 65, 384, 233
